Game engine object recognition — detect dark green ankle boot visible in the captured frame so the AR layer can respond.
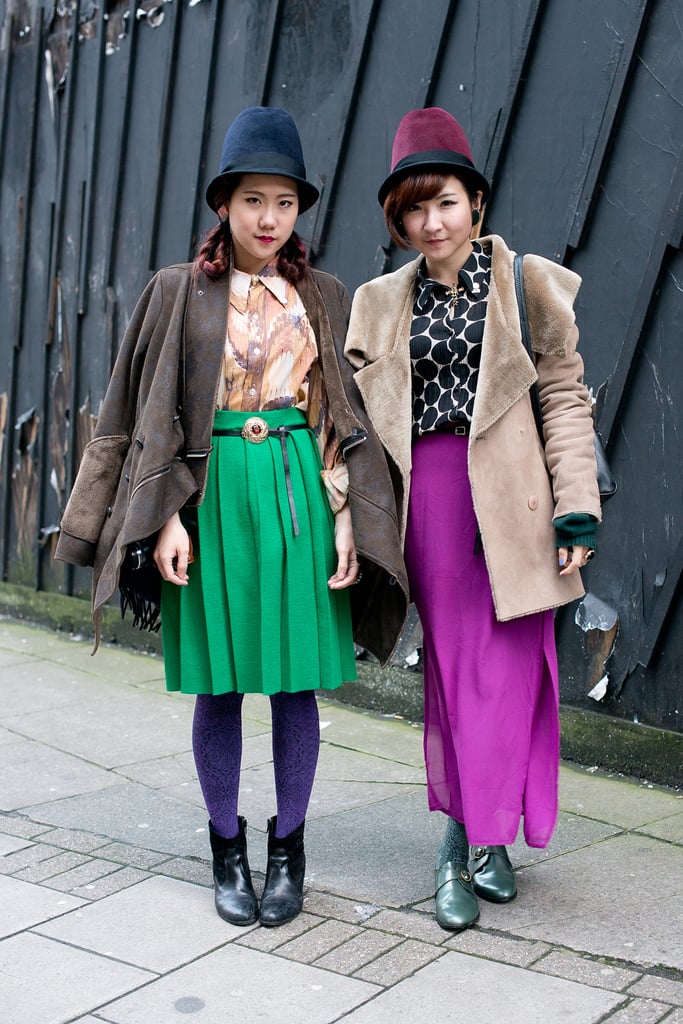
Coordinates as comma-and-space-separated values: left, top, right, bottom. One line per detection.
434, 861, 480, 932
469, 845, 517, 902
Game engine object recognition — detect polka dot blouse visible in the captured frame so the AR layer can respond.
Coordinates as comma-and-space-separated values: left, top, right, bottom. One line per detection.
410, 239, 491, 436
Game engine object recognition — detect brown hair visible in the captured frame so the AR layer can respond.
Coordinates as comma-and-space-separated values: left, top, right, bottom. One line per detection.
194, 178, 308, 283
383, 171, 480, 249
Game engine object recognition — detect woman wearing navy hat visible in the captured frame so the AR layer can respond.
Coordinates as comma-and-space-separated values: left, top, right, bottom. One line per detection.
344, 108, 601, 931
55, 106, 406, 928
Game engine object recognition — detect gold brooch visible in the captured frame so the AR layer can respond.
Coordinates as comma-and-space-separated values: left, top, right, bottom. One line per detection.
241, 417, 269, 443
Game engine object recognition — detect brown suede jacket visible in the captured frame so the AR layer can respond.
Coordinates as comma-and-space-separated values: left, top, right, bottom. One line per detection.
55, 264, 409, 664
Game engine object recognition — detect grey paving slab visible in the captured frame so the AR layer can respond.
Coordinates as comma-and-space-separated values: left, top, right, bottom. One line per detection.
0, 931, 155, 1024
26, 781, 209, 857
627, 975, 683, 1006
1, 736, 120, 811
275, 919, 362, 963
99, 943, 380, 1024
444, 929, 549, 967
0, 620, 164, 684
0, 874, 85, 936
236, 912, 324, 953
559, 764, 683, 830
38, 826, 111, 853
0, 659, 120, 716
4, 688, 193, 769
303, 789, 443, 906
317, 727, 426, 784
36, 875, 248, 971
0, 814, 52, 839
314, 928, 402, 973
635, 813, 683, 844
71, 865, 151, 899
113, 750, 198, 789
508, 809, 621, 867
343, 949, 623, 1022
532, 950, 642, 990
601, 998, 671, 1023
352, 937, 445, 984
474, 834, 683, 970
316, 701, 425, 766
365, 907, 451, 945
0, 833, 32, 855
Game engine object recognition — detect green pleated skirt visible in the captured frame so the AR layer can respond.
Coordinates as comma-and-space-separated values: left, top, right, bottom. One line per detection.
161, 408, 356, 695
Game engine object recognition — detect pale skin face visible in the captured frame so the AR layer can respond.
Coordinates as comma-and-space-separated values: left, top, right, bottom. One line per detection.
154, 172, 359, 590
401, 174, 482, 285
224, 173, 300, 275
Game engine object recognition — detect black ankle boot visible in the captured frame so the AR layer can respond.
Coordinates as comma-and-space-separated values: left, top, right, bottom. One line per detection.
259, 816, 306, 927
209, 818, 258, 926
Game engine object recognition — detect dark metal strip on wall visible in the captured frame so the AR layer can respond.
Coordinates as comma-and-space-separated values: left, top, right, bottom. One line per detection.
147, 0, 183, 274
186, 0, 225, 262
564, 0, 651, 254
600, 154, 683, 444
1, 5, 43, 581
481, 0, 545, 196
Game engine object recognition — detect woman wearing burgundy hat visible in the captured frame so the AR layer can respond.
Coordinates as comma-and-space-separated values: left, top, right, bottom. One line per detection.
55, 106, 405, 929
345, 107, 600, 931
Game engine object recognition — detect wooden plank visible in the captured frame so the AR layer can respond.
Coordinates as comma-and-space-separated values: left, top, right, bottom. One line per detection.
599, 154, 683, 444
147, 0, 184, 273
481, 0, 544, 186
638, 538, 682, 666
564, 0, 650, 253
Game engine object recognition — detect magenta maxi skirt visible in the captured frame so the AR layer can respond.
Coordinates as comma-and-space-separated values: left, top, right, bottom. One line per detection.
404, 432, 560, 849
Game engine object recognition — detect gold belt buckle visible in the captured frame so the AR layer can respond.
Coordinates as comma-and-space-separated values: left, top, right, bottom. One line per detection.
241, 416, 269, 443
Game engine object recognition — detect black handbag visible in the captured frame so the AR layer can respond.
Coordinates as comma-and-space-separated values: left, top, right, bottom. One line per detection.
119, 535, 162, 632
513, 254, 617, 503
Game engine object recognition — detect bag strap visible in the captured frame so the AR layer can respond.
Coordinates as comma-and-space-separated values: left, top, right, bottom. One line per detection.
513, 253, 544, 445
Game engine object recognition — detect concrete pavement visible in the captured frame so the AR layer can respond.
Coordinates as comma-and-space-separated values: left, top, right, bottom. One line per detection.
0, 617, 681, 1024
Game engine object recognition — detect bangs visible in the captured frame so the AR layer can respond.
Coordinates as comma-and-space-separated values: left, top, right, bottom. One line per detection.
383, 172, 449, 250
387, 172, 448, 213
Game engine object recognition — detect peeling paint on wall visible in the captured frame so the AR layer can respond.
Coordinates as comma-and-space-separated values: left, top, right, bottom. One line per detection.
575, 592, 620, 702
136, 0, 173, 29
0, 394, 7, 476
11, 407, 39, 567
104, 0, 130, 55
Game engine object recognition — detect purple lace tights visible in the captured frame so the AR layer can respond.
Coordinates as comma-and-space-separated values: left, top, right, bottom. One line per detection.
192, 691, 320, 840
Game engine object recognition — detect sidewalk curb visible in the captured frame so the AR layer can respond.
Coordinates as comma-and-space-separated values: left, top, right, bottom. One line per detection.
1, 581, 680, 788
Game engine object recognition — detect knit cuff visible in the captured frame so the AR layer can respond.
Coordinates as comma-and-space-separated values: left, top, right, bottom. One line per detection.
553, 513, 598, 550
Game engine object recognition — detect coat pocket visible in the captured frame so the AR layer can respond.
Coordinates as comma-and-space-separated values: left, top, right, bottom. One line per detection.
60, 434, 130, 545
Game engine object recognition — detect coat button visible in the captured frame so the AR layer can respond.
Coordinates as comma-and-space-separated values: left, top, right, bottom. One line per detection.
528, 495, 539, 510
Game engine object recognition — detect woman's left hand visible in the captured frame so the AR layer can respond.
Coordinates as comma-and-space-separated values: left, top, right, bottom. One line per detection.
328, 504, 360, 589
558, 545, 593, 576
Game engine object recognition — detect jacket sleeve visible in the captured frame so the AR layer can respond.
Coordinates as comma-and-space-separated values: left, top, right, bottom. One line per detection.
54, 274, 165, 567
535, 323, 602, 522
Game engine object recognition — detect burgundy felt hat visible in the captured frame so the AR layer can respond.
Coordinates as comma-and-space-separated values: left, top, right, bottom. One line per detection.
377, 107, 490, 207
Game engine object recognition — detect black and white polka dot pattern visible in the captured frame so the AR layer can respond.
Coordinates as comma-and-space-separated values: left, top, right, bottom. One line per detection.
410, 241, 491, 436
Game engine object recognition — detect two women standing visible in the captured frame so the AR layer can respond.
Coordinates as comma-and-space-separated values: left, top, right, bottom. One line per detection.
56, 104, 599, 935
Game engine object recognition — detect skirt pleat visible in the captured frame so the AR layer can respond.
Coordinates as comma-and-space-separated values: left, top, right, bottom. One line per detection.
162, 408, 356, 695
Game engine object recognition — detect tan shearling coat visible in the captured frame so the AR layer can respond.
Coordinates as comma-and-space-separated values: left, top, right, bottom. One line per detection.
344, 234, 601, 622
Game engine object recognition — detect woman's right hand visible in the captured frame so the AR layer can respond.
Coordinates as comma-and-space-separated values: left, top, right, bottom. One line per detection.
154, 512, 191, 585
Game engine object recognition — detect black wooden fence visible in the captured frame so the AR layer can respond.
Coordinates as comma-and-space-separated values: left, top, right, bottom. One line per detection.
0, 0, 680, 742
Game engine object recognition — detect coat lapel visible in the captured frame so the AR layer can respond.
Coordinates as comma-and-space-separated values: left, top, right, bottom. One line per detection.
470, 238, 538, 439
346, 259, 418, 483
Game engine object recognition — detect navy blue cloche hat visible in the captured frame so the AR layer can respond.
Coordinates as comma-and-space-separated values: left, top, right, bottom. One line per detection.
205, 106, 320, 214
